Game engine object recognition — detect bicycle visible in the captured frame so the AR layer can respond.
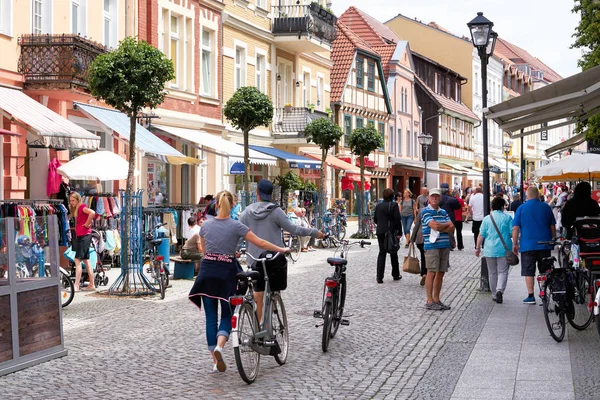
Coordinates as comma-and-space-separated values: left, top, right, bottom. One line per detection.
230, 251, 289, 384
282, 231, 301, 262
314, 238, 371, 352
143, 223, 169, 299
361, 213, 376, 239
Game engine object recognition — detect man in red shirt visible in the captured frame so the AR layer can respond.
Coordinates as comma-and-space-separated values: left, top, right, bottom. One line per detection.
453, 190, 466, 250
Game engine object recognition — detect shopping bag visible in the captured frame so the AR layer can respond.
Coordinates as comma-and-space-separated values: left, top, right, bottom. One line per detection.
402, 244, 421, 274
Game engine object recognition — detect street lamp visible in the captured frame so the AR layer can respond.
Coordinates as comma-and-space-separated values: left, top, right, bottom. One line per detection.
418, 132, 433, 188
502, 141, 512, 184
468, 12, 497, 216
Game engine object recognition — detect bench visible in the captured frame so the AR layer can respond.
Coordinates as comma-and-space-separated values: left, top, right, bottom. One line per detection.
171, 256, 197, 280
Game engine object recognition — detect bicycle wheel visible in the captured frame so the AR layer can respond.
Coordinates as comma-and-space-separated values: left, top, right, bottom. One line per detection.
331, 276, 346, 339
338, 224, 346, 240
321, 301, 333, 352
542, 283, 566, 342
272, 293, 289, 365
61, 271, 75, 308
288, 236, 300, 262
567, 269, 593, 330
158, 271, 166, 300
234, 303, 260, 384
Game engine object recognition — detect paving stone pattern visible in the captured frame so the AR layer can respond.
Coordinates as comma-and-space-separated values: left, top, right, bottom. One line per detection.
1, 237, 496, 399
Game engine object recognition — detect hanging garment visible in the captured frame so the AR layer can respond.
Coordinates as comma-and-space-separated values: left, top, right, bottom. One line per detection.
162, 212, 177, 244
47, 158, 62, 196
96, 196, 105, 216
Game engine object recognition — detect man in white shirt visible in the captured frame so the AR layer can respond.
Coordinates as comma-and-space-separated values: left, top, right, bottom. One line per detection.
468, 187, 485, 248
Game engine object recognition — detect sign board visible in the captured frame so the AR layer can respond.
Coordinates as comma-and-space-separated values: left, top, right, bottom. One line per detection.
489, 165, 502, 174
289, 161, 319, 169
588, 140, 600, 154
540, 122, 548, 141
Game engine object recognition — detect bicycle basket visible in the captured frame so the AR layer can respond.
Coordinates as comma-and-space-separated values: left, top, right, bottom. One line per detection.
259, 251, 288, 291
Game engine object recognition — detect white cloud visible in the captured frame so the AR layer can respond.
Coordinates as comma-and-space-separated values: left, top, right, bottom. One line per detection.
332, 0, 581, 78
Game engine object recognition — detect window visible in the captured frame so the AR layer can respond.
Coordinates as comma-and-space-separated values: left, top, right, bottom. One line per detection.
302, 72, 310, 107
317, 76, 324, 111
356, 57, 363, 88
201, 29, 212, 96
277, 61, 293, 107
235, 47, 246, 90
389, 126, 395, 154
367, 61, 375, 92
356, 116, 363, 129
170, 16, 180, 87
159, 6, 194, 91
255, 54, 265, 94
475, 72, 478, 95
436, 73, 442, 94
0, 0, 12, 36
256, 0, 266, 9
103, 0, 118, 48
407, 130, 412, 157
378, 122, 385, 151
414, 131, 418, 158
33, 0, 52, 34
71, 0, 87, 36
397, 128, 402, 155
367, 119, 374, 127
344, 115, 352, 147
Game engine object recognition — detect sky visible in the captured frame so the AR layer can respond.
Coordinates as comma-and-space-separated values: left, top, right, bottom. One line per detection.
331, 0, 582, 79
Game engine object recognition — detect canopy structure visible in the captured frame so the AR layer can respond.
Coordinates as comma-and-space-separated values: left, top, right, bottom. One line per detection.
0, 88, 100, 149
249, 145, 321, 169
57, 151, 140, 181
533, 153, 600, 181
544, 133, 586, 157
486, 65, 600, 138
75, 103, 198, 165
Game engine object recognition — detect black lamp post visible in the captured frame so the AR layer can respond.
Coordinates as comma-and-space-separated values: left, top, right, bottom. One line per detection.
502, 141, 512, 184
468, 12, 497, 216
418, 132, 433, 188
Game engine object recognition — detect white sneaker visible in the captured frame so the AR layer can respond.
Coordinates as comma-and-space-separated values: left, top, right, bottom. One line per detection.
214, 346, 226, 372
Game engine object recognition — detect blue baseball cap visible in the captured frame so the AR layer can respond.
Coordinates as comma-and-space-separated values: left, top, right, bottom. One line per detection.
257, 179, 273, 201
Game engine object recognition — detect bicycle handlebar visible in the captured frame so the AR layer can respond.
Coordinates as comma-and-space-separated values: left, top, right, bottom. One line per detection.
242, 250, 285, 263
537, 238, 572, 247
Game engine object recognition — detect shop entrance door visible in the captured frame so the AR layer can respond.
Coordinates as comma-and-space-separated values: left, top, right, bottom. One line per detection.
392, 176, 405, 194
409, 177, 421, 196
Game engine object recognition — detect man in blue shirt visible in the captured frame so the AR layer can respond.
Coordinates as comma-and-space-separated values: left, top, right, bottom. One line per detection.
512, 186, 556, 304
421, 188, 455, 311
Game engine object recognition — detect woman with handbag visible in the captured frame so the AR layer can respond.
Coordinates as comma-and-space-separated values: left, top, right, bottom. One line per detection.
374, 188, 402, 284
475, 197, 514, 304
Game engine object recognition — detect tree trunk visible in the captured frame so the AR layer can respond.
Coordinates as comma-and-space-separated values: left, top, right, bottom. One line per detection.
319, 147, 327, 229
123, 113, 137, 293
360, 154, 365, 236
243, 129, 250, 205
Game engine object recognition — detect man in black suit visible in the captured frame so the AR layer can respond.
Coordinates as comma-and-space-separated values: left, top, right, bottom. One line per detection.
373, 188, 403, 283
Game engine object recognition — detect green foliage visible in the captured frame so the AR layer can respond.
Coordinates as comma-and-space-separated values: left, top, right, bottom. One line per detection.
275, 171, 304, 191
304, 118, 343, 151
347, 125, 384, 157
303, 181, 318, 192
572, 0, 600, 142
88, 37, 174, 116
223, 87, 274, 133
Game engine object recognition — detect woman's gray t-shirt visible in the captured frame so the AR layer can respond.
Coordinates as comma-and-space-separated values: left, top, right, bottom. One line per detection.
400, 199, 415, 216
199, 218, 249, 255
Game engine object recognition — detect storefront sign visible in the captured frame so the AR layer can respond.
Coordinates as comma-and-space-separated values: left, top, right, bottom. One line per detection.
229, 161, 245, 175
289, 162, 319, 169
588, 140, 600, 154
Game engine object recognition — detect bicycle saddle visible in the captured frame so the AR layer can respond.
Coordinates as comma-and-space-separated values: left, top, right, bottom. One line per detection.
542, 256, 557, 264
149, 239, 162, 246
237, 270, 260, 280
327, 257, 347, 266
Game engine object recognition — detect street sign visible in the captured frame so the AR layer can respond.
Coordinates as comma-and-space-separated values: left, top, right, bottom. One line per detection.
540, 122, 548, 141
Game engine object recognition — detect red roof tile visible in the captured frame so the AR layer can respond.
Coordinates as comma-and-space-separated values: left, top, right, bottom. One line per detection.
372, 44, 397, 80
414, 75, 479, 122
494, 38, 562, 82
339, 7, 400, 46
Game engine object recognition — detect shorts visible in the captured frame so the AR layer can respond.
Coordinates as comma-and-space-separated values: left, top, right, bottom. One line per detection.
521, 250, 552, 276
424, 248, 450, 273
73, 234, 92, 260
252, 262, 267, 292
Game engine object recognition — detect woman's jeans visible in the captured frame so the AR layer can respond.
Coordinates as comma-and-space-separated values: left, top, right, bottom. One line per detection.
400, 215, 414, 235
485, 257, 509, 296
417, 243, 426, 276
377, 233, 400, 280
202, 296, 232, 351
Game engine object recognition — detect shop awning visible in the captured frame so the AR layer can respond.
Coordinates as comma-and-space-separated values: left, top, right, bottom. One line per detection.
153, 125, 276, 166
544, 133, 586, 157
0, 87, 100, 149
249, 145, 321, 169
491, 158, 520, 171
486, 65, 600, 137
392, 157, 466, 177
74, 103, 197, 165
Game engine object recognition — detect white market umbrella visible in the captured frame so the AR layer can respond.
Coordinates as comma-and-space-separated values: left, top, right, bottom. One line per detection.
533, 153, 600, 181
57, 151, 139, 181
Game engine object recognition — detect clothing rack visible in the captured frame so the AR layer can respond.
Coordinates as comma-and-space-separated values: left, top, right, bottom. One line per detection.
82, 192, 118, 197
0, 199, 65, 204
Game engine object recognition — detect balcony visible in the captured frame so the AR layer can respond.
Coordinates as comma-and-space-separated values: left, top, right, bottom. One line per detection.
272, 107, 329, 143
18, 34, 107, 90
271, 4, 337, 52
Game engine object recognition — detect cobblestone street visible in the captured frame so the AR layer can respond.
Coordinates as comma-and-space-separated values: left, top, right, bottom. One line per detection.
1, 228, 598, 399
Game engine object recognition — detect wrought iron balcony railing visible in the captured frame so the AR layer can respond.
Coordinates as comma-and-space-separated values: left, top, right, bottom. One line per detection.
271, 4, 337, 44
18, 34, 107, 90
273, 107, 329, 135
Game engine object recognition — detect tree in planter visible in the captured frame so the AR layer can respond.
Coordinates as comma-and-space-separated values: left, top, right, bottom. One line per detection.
88, 37, 174, 294
304, 117, 343, 226
347, 125, 383, 237
224, 87, 274, 200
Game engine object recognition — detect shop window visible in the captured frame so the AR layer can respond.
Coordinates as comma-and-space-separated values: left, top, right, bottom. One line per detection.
356, 57, 363, 89
367, 61, 375, 92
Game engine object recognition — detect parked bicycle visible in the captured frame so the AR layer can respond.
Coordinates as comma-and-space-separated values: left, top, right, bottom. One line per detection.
282, 231, 301, 262
537, 238, 593, 342
230, 250, 289, 384
314, 238, 370, 352
143, 223, 170, 299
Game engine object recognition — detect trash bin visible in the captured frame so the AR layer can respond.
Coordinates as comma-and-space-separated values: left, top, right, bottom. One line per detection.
156, 226, 171, 266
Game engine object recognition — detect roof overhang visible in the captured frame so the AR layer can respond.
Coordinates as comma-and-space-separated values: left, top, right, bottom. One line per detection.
485, 65, 600, 137
544, 133, 586, 158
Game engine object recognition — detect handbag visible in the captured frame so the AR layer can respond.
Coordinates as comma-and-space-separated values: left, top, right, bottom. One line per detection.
403, 243, 421, 274
489, 212, 520, 266
384, 202, 400, 254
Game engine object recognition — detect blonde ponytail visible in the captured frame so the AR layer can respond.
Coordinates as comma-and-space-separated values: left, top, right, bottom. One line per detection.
216, 190, 233, 218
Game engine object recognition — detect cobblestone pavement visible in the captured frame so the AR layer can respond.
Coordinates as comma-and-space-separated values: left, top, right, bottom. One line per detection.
2, 227, 586, 399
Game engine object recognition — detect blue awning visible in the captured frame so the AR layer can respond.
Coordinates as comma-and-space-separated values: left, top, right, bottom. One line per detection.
248, 145, 321, 169
74, 103, 196, 165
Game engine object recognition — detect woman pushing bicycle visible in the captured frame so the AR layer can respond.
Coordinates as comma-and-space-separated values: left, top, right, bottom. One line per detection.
188, 190, 289, 374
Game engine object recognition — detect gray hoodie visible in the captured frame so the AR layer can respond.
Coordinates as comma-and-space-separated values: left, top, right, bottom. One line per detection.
239, 202, 319, 261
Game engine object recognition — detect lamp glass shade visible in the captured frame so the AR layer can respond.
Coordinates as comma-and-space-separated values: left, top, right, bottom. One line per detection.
467, 12, 493, 48
418, 133, 433, 146
486, 31, 498, 56
503, 142, 512, 153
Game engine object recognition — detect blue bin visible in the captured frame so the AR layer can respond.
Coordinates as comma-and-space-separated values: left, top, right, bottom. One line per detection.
156, 227, 170, 266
